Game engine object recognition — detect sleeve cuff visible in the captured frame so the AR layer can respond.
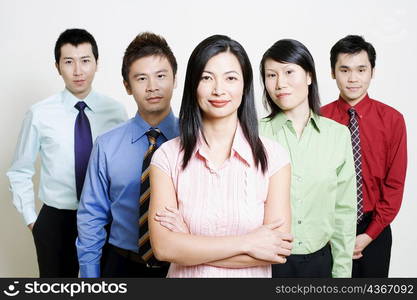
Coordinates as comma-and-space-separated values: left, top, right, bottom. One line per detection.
79, 264, 101, 278
365, 220, 384, 240
23, 208, 38, 226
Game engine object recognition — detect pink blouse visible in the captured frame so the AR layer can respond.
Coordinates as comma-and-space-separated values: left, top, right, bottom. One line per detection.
151, 124, 289, 277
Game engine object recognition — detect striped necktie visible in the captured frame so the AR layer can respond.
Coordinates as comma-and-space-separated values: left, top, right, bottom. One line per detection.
138, 128, 161, 265
348, 108, 364, 223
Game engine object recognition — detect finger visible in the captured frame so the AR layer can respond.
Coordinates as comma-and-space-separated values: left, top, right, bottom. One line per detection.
276, 248, 291, 257
160, 221, 175, 231
165, 206, 180, 214
274, 255, 287, 264
279, 240, 293, 251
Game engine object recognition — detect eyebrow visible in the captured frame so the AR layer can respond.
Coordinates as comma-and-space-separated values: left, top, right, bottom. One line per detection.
339, 65, 368, 69
62, 55, 92, 60
202, 70, 241, 76
132, 69, 169, 77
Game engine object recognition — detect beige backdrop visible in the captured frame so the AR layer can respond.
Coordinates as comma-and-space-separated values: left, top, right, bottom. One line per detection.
1, 0, 416, 277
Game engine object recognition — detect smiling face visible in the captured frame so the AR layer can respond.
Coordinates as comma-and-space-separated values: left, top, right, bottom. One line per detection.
196, 51, 244, 121
264, 58, 311, 112
56, 42, 97, 99
332, 50, 373, 105
124, 55, 175, 120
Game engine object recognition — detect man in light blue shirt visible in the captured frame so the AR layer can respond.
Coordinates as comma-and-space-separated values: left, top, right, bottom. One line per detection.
7, 29, 127, 277
76, 32, 179, 278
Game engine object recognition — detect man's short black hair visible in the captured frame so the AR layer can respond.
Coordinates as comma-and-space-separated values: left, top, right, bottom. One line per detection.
54, 28, 98, 63
330, 35, 376, 73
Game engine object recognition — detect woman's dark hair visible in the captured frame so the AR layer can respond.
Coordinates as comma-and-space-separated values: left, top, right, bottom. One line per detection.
330, 35, 376, 74
180, 34, 268, 173
260, 39, 321, 118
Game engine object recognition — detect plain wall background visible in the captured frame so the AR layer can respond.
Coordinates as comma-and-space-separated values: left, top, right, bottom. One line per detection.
1, 0, 415, 277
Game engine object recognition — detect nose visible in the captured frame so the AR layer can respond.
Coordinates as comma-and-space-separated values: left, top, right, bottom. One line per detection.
146, 77, 159, 92
73, 61, 82, 76
275, 74, 287, 90
212, 79, 226, 96
348, 71, 358, 82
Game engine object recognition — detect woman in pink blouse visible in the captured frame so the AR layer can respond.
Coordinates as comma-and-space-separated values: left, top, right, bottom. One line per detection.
149, 35, 292, 277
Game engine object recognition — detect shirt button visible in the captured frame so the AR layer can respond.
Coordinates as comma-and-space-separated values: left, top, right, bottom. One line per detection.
298, 220, 302, 224
298, 241, 303, 245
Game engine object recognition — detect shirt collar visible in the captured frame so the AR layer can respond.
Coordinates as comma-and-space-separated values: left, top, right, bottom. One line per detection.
267, 110, 321, 134
131, 110, 178, 143
193, 122, 253, 167
62, 88, 98, 113
336, 93, 372, 117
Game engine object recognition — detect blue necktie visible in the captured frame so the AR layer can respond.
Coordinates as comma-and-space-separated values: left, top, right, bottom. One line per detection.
74, 101, 93, 201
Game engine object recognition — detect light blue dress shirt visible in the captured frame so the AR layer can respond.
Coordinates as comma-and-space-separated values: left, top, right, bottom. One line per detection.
7, 89, 127, 225
76, 112, 179, 278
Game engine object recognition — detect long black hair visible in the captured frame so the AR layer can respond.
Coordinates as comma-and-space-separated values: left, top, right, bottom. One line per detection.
179, 34, 268, 173
260, 39, 321, 118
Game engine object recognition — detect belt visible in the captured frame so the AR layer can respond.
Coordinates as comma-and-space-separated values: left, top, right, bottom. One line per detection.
109, 244, 164, 269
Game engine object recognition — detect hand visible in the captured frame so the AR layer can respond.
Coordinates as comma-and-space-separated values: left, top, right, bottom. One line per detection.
353, 233, 373, 259
27, 223, 34, 231
243, 219, 293, 264
154, 206, 190, 234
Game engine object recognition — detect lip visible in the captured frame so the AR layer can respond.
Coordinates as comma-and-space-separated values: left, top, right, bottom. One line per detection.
146, 96, 163, 103
347, 87, 361, 91
208, 100, 230, 108
275, 93, 291, 98
73, 80, 85, 85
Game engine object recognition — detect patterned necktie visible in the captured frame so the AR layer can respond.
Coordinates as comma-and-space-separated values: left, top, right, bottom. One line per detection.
138, 128, 161, 265
348, 108, 364, 223
74, 101, 93, 201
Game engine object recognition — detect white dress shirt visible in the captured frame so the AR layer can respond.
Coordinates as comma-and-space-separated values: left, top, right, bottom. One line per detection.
7, 89, 127, 225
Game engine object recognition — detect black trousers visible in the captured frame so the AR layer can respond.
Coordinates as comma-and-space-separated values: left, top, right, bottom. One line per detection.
272, 243, 332, 278
352, 213, 392, 277
102, 245, 169, 278
31, 204, 79, 277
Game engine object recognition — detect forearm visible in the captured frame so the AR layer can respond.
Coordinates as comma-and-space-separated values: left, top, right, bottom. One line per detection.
206, 254, 271, 268
152, 230, 247, 266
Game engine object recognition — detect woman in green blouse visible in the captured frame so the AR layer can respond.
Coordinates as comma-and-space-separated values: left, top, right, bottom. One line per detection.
259, 39, 357, 278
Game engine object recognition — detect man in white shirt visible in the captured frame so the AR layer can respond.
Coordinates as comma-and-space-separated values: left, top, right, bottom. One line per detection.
7, 28, 127, 277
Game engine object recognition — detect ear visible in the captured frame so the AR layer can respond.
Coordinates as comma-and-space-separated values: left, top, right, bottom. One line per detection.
173, 75, 177, 89
95, 59, 99, 72
55, 62, 61, 76
331, 69, 336, 80
123, 80, 132, 95
307, 72, 312, 86
371, 67, 375, 79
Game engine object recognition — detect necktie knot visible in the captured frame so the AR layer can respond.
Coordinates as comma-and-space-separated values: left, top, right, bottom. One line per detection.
146, 129, 161, 146
75, 101, 88, 112
348, 107, 356, 116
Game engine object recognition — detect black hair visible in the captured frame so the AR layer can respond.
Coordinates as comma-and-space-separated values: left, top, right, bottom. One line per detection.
180, 34, 268, 173
54, 28, 98, 63
330, 35, 376, 73
122, 32, 177, 82
260, 39, 321, 118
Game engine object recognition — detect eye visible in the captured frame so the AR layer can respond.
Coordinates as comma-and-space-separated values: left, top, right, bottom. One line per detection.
359, 68, 366, 72
266, 73, 276, 78
286, 70, 294, 75
158, 73, 167, 79
226, 76, 238, 81
82, 59, 90, 63
137, 76, 147, 81
200, 75, 212, 81
64, 60, 72, 64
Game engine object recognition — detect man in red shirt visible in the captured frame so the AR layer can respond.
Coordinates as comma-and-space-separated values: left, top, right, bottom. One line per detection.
321, 35, 407, 277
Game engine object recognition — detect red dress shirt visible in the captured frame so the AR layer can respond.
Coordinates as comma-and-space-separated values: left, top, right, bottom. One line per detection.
321, 94, 407, 239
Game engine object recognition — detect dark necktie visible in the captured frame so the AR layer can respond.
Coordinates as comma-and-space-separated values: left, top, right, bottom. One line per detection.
138, 129, 161, 265
348, 108, 364, 223
74, 101, 93, 201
